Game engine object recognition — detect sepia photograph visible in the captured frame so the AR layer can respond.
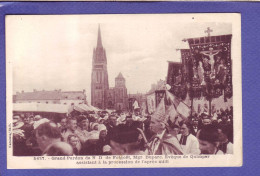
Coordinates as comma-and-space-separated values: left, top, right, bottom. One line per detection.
6, 14, 242, 168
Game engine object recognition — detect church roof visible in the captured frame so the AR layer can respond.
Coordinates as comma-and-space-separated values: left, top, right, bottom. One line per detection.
116, 72, 125, 79
97, 25, 103, 48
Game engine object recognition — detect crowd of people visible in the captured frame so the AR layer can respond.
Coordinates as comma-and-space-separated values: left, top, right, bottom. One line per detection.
13, 106, 233, 156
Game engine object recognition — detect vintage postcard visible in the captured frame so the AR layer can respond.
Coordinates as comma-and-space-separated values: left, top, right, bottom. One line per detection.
6, 13, 242, 169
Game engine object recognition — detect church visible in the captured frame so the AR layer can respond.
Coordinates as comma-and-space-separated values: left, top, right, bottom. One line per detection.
91, 26, 128, 111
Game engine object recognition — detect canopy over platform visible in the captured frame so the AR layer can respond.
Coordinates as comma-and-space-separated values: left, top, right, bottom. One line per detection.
13, 103, 69, 114
73, 104, 102, 113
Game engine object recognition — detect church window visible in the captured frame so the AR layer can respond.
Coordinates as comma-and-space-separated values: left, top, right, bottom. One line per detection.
99, 72, 102, 83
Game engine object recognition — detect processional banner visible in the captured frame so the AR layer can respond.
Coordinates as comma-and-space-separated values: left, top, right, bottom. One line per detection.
186, 34, 233, 100
166, 62, 187, 100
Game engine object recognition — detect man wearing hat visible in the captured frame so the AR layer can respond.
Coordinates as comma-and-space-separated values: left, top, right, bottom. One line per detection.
109, 123, 146, 155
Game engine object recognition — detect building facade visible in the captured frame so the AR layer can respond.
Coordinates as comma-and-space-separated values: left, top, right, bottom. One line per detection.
91, 26, 128, 111
91, 25, 109, 109
113, 73, 128, 111
13, 89, 86, 105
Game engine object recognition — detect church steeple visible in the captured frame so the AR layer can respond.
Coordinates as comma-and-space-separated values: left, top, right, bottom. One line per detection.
91, 24, 109, 109
97, 25, 103, 48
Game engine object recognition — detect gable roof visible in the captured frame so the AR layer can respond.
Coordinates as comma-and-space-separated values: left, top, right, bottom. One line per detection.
15, 90, 86, 101
15, 91, 61, 101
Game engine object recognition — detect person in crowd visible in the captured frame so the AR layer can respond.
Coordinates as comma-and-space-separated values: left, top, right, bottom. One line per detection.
202, 117, 212, 126
67, 134, 80, 155
218, 112, 233, 143
197, 124, 223, 155
216, 110, 222, 120
88, 126, 109, 155
105, 115, 117, 140
13, 115, 27, 156
44, 141, 73, 156
29, 115, 34, 125
19, 115, 34, 155
219, 112, 229, 125
79, 118, 91, 140
88, 122, 100, 140
109, 124, 145, 155
148, 117, 183, 155
168, 124, 180, 137
35, 121, 72, 155
59, 117, 67, 133
132, 109, 142, 121
90, 122, 99, 131
34, 115, 42, 122
117, 113, 127, 124
217, 128, 233, 154
33, 115, 50, 129
62, 117, 85, 151
98, 117, 105, 124
177, 120, 200, 155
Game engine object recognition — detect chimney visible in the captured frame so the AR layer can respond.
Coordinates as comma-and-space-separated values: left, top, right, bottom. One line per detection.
33, 89, 37, 92
21, 90, 24, 93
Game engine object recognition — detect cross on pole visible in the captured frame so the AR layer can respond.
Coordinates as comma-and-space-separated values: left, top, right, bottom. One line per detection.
205, 27, 213, 37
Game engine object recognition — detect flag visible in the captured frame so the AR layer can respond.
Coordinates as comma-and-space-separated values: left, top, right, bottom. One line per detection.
165, 104, 178, 122
151, 98, 166, 123
165, 90, 180, 108
165, 105, 185, 126
133, 100, 140, 110
176, 101, 191, 118
147, 93, 156, 114
165, 90, 191, 121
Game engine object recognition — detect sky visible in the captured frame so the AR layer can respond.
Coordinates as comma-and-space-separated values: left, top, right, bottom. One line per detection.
6, 14, 233, 102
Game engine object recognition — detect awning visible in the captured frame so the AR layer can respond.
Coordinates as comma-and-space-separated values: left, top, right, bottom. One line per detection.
73, 104, 93, 112
13, 103, 69, 114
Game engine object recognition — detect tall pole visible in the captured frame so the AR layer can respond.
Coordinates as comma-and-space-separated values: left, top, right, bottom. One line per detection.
209, 98, 212, 117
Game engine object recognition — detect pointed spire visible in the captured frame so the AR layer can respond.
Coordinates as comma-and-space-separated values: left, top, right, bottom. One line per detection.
116, 72, 124, 79
97, 24, 103, 48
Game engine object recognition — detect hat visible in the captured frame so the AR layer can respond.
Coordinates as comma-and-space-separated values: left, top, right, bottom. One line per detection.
88, 131, 99, 140
103, 145, 111, 153
110, 124, 140, 144
90, 122, 99, 130
33, 118, 50, 129
98, 124, 107, 131
34, 115, 42, 121
13, 121, 24, 129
